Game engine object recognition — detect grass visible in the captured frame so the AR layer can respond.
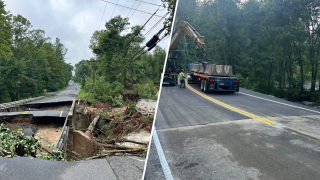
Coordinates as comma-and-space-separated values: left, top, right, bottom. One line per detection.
78, 89, 89, 100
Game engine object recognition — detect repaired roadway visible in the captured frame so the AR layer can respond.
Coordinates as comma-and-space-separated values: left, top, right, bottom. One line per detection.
144, 83, 320, 180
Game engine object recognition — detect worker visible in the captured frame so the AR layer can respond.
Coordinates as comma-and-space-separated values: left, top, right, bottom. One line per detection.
179, 69, 186, 88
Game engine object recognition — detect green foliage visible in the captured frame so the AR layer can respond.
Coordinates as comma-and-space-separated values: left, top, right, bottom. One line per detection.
74, 16, 165, 106
141, 115, 154, 124
128, 103, 136, 113
0, 2, 73, 103
112, 95, 123, 107
100, 121, 116, 140
0, 123, 41, 158
135, 80, 159, 100
173, 0, 320, 102
0, 124, 64, 160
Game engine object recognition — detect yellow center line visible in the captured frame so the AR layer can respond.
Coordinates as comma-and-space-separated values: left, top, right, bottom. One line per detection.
21, 111, 29, 114
50, 96, 66, 103
186, 82, 277, 125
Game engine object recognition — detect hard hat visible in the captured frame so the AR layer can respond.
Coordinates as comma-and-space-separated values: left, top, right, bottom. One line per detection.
181, 69, 184, 72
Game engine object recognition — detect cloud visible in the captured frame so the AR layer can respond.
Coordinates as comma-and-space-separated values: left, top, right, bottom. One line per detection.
4, 0, 170, 68
49, 0, 74, 11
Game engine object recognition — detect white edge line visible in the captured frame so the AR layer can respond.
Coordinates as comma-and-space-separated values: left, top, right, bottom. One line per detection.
60, 111, 63, 117
239, 92, 320, 114
141, 1, 179, 179
152, 125, 174, 180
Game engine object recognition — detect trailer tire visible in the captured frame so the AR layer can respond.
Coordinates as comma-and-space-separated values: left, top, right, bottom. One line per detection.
201, 80, 204, 92
204, 80, 209, 93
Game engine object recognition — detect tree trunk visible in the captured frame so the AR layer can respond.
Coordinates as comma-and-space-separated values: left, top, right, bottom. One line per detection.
85, 115, 100, 136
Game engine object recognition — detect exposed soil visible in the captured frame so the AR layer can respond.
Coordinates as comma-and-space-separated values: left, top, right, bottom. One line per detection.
34, 124, 63, 153
74, 98, 156, 159
3, 121, 63, 153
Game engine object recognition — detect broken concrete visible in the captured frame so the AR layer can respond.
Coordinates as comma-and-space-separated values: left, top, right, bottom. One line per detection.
72, 130, 102, 159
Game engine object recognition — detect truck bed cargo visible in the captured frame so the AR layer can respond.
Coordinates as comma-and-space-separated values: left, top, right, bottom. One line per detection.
188, 64, 239, 93
192, 64, 234, 77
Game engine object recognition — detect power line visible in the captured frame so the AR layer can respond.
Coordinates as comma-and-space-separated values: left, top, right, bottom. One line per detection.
143, 12, 168, 38
130, 1, 141, 19
98, 2, 108, 30
137, 0, 163, 7
127, 0, 137, 17
96, 26, 169, 85
96, 46, 147, 85
101, 0, 162, 18
109, 6, 162, 64
110, 0, 120, 19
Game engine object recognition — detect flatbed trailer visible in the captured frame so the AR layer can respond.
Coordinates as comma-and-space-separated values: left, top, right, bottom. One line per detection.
188, 72, 239, 93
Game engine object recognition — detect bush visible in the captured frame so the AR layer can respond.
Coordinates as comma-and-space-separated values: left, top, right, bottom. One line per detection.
92, 80, 124, 103
135, 80, 158, 100
128, 103, 136, 113
112, 95, 123, 107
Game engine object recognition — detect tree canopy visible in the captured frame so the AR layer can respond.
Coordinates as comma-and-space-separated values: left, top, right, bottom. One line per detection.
173, 0, 320, 101
74, 16, 166, 104
0, 0, 72, 103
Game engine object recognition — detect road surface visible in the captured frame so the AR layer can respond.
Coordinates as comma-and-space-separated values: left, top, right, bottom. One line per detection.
0, 156, 145, 180
26, 81, 80, 105
144, 82, 320, 180
0, 110, 69, 118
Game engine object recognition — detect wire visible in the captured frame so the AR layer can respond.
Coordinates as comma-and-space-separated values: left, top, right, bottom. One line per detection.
98, 2, 108, 30
101, 0, 162, 18
96, 46, 147, 85
130, 1, 141, 19
109, 5, 162, 64
95, 26, 169, 85
110, 0, 120, 19
127, 0, 137, 17
143, 12, 168, 38
137, 0, 165, 8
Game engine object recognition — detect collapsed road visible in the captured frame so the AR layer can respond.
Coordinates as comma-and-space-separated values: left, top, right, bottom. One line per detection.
0, 80, 146, 180
144, 80, 320, 180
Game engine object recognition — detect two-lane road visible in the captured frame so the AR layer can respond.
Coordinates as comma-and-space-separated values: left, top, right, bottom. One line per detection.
26, 80, 80, 105
144, 83, 320, 180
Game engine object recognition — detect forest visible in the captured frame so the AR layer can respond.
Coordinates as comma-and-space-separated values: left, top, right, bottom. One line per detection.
73, 15, 166, 105
0, 1, 73, 103
173, 0, 320, 102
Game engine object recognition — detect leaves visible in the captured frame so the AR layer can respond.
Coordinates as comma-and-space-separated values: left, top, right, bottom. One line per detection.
0, 1, 73, 103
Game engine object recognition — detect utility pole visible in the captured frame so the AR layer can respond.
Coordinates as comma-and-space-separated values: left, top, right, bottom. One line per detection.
81, 59, 101, 112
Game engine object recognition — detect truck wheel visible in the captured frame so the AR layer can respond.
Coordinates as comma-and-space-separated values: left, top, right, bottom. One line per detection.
201, 80, 204, 92
204, 80, 209, 93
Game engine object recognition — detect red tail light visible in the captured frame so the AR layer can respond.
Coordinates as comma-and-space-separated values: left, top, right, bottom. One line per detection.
198, 78, 201, 81
234, 80, 239, 83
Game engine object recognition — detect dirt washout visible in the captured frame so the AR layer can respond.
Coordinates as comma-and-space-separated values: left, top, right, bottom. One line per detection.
73, 99, 156, 160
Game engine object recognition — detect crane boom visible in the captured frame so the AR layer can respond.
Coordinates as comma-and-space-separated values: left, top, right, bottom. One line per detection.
169, 20, 205, 51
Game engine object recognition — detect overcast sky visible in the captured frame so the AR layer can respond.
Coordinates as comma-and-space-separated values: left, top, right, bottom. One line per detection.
4, 0, 170, 68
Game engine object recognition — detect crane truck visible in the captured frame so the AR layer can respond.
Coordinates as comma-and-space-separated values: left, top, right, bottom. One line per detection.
164, 20, 239, 93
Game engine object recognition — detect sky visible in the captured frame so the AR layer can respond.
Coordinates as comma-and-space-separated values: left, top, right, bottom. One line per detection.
4, 0, 170, 68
